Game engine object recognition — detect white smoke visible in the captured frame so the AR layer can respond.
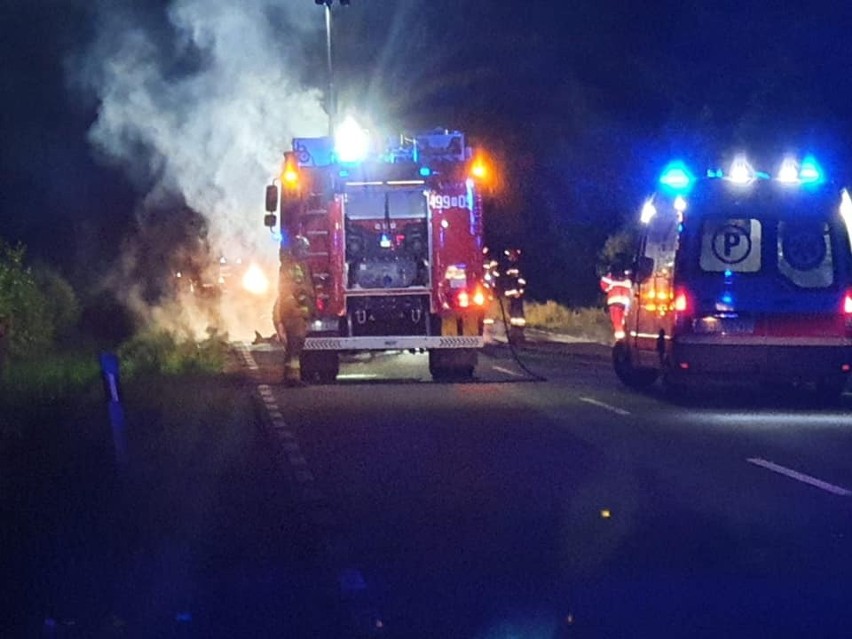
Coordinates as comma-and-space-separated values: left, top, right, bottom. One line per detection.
81, 0, 327, 251
72, 0, 330, 339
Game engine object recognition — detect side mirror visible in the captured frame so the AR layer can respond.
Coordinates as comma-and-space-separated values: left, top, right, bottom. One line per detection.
635, 256, 654, 283
264, 214, 277, 228
265, 184, 279, 213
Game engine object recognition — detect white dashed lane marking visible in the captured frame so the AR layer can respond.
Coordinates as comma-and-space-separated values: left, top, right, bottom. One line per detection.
579, 396, 631, 416
492, 365, 524, 378
747, 457, 852, 497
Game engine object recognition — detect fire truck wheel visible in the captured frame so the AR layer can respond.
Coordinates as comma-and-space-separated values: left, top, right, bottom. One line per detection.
300, 351, 339, 384
612, 342, 658, 390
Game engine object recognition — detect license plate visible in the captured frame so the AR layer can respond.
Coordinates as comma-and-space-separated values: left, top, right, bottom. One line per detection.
693, 317, 754, 334
721, 318, 754, 334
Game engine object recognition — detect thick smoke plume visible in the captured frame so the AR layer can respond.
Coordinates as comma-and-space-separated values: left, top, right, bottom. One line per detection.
72, 0, 329, 339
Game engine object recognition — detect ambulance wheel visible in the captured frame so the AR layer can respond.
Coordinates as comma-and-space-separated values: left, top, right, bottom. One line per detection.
300, 351, 339, 384
612, 342, 658, 390
814, 376, 846, 405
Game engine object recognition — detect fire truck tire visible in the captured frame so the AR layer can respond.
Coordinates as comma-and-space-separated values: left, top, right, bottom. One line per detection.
429, 349, 476, 381
612, 342, 658, 390
300, 351, 339, 384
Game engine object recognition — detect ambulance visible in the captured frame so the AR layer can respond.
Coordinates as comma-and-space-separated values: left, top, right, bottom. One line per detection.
613, 155, 852, 401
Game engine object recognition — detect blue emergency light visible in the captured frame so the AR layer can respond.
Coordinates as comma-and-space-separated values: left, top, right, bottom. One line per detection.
799, 155, 824, 185
659, 161, 694, 193
419, 166, 431, 177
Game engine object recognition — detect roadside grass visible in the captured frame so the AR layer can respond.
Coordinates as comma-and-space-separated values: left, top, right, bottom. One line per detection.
523, 300, 614, 344
0, 351, 101, 405
0, 330, 230, 437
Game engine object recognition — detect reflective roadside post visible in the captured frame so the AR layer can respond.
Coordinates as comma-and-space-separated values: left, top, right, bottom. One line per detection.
99, 352, 127, 468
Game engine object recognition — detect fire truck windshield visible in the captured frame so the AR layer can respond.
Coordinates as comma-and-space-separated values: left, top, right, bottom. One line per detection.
343, 188, 427, 220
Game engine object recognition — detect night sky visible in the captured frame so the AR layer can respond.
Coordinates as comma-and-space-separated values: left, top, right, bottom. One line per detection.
3, 0, 852, 305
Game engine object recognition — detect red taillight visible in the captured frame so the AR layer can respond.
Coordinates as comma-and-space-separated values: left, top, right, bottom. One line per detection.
472, 285, 486, 307
673, 288, 690, 313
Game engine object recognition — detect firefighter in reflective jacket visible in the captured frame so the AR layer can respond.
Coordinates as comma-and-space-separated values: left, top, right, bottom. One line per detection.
600, 269, 632, 340
502, 249, 526, 343
273, 252, 314, 385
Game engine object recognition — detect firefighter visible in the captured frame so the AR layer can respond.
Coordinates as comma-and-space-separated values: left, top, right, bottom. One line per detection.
600, 261, 632, 341
273, 246, 314, 386
502, 248, 526, 343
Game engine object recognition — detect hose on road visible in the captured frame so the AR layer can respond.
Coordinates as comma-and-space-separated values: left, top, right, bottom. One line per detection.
495, 295, 548, 382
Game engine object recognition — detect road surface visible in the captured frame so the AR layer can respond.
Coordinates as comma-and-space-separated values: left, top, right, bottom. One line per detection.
241, 339, 852, 637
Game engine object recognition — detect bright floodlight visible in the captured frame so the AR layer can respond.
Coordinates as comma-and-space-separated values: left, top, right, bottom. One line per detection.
728, 155, 754, 185
335, 116, 370, 163
777, 157, 800, 184
674, 195, 688, 213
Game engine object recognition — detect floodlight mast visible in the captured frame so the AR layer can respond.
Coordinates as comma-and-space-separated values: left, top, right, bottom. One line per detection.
315, 0, 352, 138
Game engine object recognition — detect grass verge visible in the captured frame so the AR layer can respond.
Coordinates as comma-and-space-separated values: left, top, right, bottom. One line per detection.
523, 300, 614, 344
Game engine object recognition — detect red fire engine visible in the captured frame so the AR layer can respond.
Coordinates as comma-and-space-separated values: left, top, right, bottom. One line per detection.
264, 126, 489, 382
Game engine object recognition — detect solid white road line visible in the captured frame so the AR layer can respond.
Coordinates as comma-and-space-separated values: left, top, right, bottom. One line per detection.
579, 396, 631, 416
492, 365, 524, 378
747, 457, 852, 497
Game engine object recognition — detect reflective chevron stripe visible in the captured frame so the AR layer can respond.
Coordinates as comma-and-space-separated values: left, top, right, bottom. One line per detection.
304, 335, 484, 351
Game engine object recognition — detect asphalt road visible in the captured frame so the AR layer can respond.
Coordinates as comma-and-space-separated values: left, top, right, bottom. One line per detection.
9, 337, 852, 637
245, 338, 852, 638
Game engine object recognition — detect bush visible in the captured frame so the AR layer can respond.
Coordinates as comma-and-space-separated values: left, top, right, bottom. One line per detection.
32, 263, 82, 341
524, 300, 614, 344
118, 329, 228, 378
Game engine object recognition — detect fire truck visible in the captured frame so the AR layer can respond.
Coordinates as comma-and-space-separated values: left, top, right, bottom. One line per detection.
263, 126, 489, 382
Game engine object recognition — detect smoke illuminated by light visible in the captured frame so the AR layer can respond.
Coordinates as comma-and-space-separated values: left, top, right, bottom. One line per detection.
72, 0, 327, 338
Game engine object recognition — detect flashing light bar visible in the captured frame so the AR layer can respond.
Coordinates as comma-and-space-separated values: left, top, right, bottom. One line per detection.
659, 161, 694, 193
776, 155, 824, 186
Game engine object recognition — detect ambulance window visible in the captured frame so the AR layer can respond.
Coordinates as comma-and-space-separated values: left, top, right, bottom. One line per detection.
643, 213, 678, 271
699, 218, 762, 273
777, 220, 834, 288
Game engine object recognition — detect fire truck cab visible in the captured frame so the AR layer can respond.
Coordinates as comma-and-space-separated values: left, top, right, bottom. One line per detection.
265, 127, 489, 382
614, 156, 852, 401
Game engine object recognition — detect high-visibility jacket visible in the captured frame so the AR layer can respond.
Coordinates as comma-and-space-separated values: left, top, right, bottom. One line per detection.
600, 274, 632, 308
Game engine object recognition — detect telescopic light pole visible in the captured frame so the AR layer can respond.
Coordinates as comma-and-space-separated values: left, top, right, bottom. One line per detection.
316, 0, 351, 138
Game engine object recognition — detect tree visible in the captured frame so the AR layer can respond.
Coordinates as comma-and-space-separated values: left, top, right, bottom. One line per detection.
0, 241, 53, 362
